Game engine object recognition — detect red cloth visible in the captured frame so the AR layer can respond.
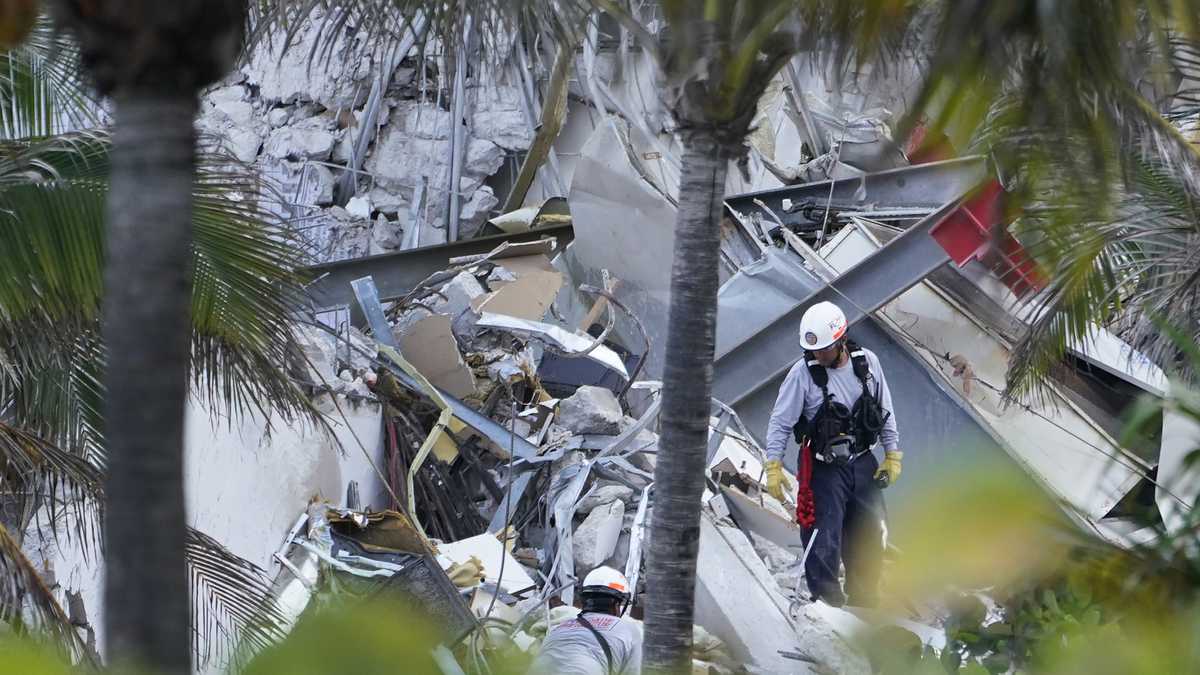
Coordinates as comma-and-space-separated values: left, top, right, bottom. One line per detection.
795, 440, 816, 528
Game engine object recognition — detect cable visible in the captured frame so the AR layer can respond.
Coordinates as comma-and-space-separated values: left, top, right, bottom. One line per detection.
482, 391, 518, 622
899, 326, 1194, 511
814, 121, 849, 249
292, 318, 411, 516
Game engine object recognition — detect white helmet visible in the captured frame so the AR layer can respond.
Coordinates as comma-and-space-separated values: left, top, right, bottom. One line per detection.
581, 566, 630, 599
798, 301, 847, 350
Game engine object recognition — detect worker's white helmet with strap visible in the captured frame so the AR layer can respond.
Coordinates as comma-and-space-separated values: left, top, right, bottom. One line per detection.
581, 566, 630, 599
799, 301, 848, 350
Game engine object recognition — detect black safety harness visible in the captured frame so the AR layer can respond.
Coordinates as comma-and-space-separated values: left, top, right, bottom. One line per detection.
792, 340, 890, 464
575, 613, 615, 675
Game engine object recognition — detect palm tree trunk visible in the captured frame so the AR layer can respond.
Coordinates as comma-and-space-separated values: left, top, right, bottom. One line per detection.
643, 129, 728, 673
101, 92, 196, 674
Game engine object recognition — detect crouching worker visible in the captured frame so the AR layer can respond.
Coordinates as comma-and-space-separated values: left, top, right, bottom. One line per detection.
529, 566, 642, 675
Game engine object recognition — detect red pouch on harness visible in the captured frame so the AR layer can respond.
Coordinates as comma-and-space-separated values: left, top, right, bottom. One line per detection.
795, 440, 816, 528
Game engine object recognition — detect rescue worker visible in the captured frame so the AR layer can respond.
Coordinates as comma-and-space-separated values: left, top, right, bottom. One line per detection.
529, 566, 642, 675
763, 301, 901, 607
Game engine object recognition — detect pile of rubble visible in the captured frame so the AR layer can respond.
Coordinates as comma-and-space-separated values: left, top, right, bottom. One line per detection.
267, 234, 914, 673
198, 8, 535, 263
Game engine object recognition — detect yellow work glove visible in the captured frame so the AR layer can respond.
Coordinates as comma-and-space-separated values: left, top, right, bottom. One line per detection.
764, 459, 787, 501
874, 450, 903, 487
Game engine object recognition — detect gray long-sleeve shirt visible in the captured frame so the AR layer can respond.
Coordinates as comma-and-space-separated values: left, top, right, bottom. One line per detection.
765, 347, 899, 462
529, 612, 642, 675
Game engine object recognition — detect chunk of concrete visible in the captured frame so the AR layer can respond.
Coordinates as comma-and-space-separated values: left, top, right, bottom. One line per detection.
241, 11, 369, 110
368, 186, 409, 217
346, 195, 373, 219
793, 603, 873, 675
405, 103, 453, 140
371, 214, 405, 253
438, 271, 487, 320
206, 84, 246, 105
576, 483, 635, 515
294, 323, 337, 385
557, 386, 623, 435
573, 500, 624, 572
464, 138, 506, 178
486, 266, 518, 288
263, 118, 336, 161
469, 84, 534, 151
390, 271, 486, 339
695, 512, 820, 674
459, 184, 499, 238
298, 162, 335, 206
268, 106, 291, 128
322, 207, 372, 261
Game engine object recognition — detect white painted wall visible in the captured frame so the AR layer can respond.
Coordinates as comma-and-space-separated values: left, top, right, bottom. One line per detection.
25, 392, 387, 669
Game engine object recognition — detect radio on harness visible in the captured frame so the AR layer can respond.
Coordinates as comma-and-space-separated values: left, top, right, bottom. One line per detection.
791, 340, 889, 463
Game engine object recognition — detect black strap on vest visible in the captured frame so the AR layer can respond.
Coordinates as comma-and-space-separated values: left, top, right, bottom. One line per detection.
576, 613, 615, 675
792, 340, 890, 454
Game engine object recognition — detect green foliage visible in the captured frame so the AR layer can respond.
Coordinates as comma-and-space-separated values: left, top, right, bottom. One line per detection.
0, 16, 99, 139
0, 636, 74, 675
872, 327, 1200, 674
0, 13, 315, 665
240, 599, 444, 675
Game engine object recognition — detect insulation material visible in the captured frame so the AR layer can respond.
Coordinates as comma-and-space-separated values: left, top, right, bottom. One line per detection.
437, 533, 536, 595
476, 312, 629, 378
399, 315, 477, 398
472, 269, 564, 320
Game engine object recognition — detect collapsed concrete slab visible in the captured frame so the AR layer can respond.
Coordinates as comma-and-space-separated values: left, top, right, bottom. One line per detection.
557, 385, 624, 435
695, 511, 869, 674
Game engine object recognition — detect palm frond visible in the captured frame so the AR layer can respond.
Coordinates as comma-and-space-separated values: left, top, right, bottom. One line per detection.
0, 132, 319, 463
0, 420, 103, 531
189, 148, 318, 426
880, 2, 1200, 400
0, 15, 100, 140
187, 527, 290, 671
1003, 147, 1200, 401
246, 0, 588, 77
0, 520, 94, 665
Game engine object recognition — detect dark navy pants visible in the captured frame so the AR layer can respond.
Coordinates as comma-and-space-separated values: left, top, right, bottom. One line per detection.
800, 452, 885, 607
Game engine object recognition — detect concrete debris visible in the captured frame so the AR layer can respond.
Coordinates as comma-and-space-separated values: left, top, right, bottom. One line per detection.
294, 323, 338, 384
263, 116, 337, 161
486, 266, 518, 286
557, 386, 624, 435
440, 271, 489, 319
368, 186, 409, 218
346, 194, 373, 220
241, 10, 370, 110
469, 84, 534, 151
191, 22, 1184, 675
793, 603, 873, 675
572, 500, 625, 572
459, 185, 499, 237
576, 483, 635, 515
475, 313, 629, 378
370, 214, 404, 253
301, 162, 336, 207
267, 106, 291, 128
